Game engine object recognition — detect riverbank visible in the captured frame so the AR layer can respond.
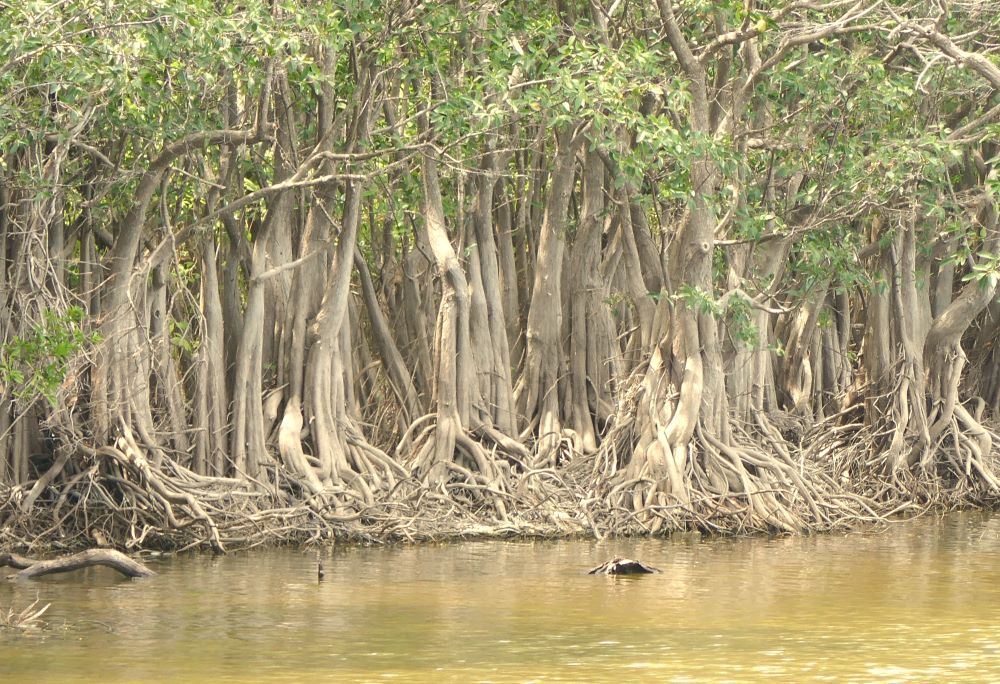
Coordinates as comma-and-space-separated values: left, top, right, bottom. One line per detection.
3, 420, 999, 554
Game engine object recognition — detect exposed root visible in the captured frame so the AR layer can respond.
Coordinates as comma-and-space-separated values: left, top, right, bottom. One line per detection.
403, 412, 539, 523
580, 390, 884, 536
803, 391, 1000, 513
4, 399, 999, 553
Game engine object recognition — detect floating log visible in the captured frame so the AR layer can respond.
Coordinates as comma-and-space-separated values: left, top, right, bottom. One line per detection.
588, 557, 661, 575
2, 549, 156, 580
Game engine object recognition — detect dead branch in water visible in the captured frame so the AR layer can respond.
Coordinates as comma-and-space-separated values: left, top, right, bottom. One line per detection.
2, 549, 155, 580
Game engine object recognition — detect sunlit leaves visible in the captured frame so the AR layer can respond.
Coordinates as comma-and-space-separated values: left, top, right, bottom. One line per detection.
0, 307, 100, 407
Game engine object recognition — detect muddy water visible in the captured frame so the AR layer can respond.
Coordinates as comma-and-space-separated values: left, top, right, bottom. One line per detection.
3, 513, 1000, 682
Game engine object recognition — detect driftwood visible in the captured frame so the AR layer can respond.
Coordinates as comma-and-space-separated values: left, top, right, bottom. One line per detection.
1, 549, 156, 580
588, 557, 661, 575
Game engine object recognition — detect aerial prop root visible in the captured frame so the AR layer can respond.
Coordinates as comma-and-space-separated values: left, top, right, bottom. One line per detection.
601, 417, 873, 534
403, 413, 528, 519
942, 404, 1000, 494
92, 422, 226, 553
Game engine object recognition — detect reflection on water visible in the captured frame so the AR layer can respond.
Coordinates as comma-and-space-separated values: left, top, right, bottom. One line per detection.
3, 513, 1000, 682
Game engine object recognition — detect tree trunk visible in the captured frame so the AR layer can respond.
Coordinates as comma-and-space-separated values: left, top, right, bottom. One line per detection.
514, 125, 580, 465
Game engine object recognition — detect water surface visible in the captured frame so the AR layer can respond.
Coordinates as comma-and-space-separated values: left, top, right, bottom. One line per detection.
3, 512, 1000, 682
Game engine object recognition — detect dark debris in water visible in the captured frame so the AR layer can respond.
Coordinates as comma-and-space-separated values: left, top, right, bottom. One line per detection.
588, 557, 661, 575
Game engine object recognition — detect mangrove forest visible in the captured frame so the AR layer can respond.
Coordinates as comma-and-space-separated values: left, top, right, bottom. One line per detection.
1, 0, 1000, 552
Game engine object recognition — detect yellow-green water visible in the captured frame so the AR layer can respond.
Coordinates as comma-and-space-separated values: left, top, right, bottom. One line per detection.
3, 512, 1000, 682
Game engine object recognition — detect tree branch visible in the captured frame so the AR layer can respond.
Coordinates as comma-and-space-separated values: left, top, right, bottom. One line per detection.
3, 549, 155, 580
